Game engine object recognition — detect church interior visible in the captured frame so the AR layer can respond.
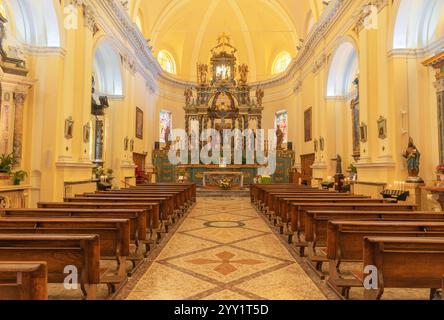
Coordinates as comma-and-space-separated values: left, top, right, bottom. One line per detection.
1, 0, 444, 302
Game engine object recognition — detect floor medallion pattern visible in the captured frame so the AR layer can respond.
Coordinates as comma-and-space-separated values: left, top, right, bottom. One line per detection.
125, 198, 327, 300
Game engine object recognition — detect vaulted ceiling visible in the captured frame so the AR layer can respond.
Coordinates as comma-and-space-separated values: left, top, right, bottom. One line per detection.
128, 0, 325, 82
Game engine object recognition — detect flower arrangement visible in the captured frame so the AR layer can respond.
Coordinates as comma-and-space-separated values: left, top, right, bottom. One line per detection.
219, 178, 232, 190
437, 165, 444, 174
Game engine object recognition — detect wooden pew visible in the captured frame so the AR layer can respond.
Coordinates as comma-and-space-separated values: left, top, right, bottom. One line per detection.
1, 208, 146, 271
0, 217, 130, 290
38, 202, 159, 247
326, 221, 444, 298
305, 210, 444, 274
93, 190, 186, 219
274, 196, 374, 228
363, 236, 444, 300
70, 196, 171, 231
0, 234, 100, 299
288, 202, 416, 255
0, 261, 48, 300
135, 182, 196, 202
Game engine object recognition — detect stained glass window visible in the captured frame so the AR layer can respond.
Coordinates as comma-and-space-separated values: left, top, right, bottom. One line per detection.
272, 52, 292, 75
157, 50, 176, 74
275, 110, 288, 144
159, 111, 172, 143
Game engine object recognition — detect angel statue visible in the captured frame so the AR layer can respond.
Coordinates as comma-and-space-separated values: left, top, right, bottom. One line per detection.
403, 137, 423, 182
238, 64, 249, 84
184, 88, 193, 106
256, 88, 264, 106
197, 63, 208, 85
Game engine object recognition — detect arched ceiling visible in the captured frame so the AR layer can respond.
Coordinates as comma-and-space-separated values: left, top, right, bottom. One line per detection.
129, 0, 325, 82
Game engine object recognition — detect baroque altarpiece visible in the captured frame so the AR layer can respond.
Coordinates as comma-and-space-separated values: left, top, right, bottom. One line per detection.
153, 35, 294, 186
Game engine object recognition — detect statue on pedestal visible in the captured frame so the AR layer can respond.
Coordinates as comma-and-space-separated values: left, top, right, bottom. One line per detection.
238, 64, 249, 84
403, 137, 424, 183
164, 126, 171, 150
276, 126, 284, 150
256, 88, 264, 106
197, 63, 208, 85
184, 88, 193, 106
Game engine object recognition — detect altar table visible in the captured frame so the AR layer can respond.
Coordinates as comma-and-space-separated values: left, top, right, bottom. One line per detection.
203, 171, 244, 189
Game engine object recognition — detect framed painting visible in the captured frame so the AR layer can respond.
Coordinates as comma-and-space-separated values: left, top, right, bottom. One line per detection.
360, 122, 368, 143
65, 117, 74, 140
304, 107, 312, 142
136, 107, 143, 139
377, 116, 387, 140
83, 124, 91, 143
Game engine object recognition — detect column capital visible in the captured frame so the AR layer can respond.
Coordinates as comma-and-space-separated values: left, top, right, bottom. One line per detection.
83, 4, 96, 33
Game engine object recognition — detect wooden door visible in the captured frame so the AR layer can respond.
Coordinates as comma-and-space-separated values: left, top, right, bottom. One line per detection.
133, 153, 146, 172
300, 153, 315, 186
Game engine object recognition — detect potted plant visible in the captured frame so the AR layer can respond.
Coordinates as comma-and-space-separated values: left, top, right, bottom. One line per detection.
11, 170, 27, 185
0, 153, 16, 185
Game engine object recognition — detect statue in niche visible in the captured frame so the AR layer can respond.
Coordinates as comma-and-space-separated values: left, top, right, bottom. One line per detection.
276, 125, 284, 150
238, 64, 249, 84
403, 137, 424, 183
256, 88, 264, 106
197, 63, 208, 85
184, 88, 193, 106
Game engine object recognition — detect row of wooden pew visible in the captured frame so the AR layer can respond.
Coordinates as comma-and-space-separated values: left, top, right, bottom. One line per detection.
0, 182, 196, 300
251, 183, 444, 300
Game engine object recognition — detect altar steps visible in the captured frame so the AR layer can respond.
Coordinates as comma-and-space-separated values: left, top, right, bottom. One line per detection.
196, 188, 250, 198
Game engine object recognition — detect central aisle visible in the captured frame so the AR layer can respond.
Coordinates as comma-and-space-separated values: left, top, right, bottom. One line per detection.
124, 198, 327, 300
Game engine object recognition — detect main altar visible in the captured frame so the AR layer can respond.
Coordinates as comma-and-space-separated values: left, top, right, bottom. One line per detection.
153, 34, 294, 187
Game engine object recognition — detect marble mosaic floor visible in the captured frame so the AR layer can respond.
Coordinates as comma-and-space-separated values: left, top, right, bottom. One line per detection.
123, 198, 328, 300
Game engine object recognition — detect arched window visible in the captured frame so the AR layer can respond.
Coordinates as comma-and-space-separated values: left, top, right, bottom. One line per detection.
159, 111, 172, 143
326, 41, 358, 97
7, 0, 60, 47
93, 40, 123, 96
272, 52, 292, 75
275, 110, 288, 144
157, 50, 176, 74
393, 0, 444, 49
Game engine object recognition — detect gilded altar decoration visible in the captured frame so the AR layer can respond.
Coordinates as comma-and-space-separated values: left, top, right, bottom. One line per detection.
184, 34, 264, 152
256, 88, 264, 106
219, 177, 233, 190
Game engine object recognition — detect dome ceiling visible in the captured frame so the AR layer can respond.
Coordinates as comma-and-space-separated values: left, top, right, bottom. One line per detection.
129, 0, 325, 82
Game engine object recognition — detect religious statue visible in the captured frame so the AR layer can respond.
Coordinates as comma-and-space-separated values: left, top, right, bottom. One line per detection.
256, 88, 264, 106
403, 137, 424, 182
164, 126, 171, 150
197, 63, 208, 85
333, 154, 343, 175
276, 125, 284, 150
184, 88, 193, 106
238, 64, 249, 84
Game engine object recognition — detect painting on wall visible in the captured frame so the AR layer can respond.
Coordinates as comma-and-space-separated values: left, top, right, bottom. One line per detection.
304, 107, 312, 142
136, 107, 143, 139
377, 116, 387, 140
83, 124, 91, 143
360, 122, 368, 142
65, 117, 74, 140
